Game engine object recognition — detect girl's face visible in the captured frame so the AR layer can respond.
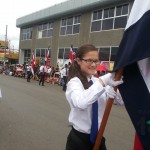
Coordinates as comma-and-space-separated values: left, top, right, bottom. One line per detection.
77, 51, 99, 78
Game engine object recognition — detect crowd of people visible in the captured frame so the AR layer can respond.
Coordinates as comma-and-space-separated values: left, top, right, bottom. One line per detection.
0, 62, 74, 91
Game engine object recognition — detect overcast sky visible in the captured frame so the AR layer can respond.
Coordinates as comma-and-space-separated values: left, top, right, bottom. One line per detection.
0, 0, 67, 50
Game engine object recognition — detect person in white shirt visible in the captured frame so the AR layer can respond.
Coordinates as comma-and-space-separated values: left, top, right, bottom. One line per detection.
62, 64, 69, 91
26, 64, 32, 82
39, 64, 46, 86
65, 44, 123, 150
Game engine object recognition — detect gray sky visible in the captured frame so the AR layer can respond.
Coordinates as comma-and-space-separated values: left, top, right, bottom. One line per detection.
0, 0, 67, 49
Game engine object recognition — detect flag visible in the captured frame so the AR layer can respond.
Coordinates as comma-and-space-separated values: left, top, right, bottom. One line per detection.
134, 133, 143, 150
69, 45, 74, 63
45, 47, 50, 67
31, 51, 35, 75
113, 0, 150, 149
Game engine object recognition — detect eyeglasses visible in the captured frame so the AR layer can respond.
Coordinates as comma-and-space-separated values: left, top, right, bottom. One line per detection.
81, 58, 99, 65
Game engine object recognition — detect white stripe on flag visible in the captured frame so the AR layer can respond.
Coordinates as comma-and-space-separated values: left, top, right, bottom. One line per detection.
125, 0, 150, 30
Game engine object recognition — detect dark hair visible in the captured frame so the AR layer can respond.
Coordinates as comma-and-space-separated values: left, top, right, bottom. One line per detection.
68, 44, 97, 89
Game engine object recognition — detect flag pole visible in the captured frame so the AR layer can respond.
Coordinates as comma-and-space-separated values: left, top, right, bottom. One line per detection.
93, 68, 123, 150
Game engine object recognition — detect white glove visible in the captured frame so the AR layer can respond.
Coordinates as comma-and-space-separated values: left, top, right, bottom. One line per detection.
99, 73, 123, 87
105, 86, 116, 99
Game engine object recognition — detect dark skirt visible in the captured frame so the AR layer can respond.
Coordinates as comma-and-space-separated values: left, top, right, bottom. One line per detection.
66, 127, 107, 150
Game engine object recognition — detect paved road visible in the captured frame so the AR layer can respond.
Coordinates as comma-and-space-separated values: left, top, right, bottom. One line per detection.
0, 75, 134, 150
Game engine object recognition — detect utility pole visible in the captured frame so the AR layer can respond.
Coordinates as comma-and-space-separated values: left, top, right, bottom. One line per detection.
4, 25, 8, 66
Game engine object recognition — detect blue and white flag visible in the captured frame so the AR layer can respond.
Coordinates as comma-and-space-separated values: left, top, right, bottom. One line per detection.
114, 0, 150, 149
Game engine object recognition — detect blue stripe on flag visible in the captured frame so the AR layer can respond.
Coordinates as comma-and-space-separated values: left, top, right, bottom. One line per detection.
118, 63, 150, 149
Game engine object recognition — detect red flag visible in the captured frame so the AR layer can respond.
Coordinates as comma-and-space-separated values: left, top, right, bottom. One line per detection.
134, 133, 143, 150
69, 45, 74, 63
45, 47, 50, 67
31, 51, 35, 74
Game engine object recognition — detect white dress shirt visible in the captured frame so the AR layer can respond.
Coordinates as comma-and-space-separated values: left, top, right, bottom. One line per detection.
39, 65, 47, 73
65, 76, 123, 134
26, 65, 31, 72
62, 67, 69, 76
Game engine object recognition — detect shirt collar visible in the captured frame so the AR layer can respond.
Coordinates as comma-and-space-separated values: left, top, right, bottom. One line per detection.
87, 75, 94, 82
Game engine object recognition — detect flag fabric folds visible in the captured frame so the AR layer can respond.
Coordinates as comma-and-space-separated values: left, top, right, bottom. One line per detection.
31, 51, 35, 75
45, 47, 50, 67
69, 45, 74, 63
113, 0, 150, 149
134, 133, 143, 150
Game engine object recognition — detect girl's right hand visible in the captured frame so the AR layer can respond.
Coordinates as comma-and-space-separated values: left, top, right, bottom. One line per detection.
99, 73, 123, 87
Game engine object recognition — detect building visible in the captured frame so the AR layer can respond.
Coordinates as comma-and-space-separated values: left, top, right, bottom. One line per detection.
0, 40, 19, 64
16, 0, 134, 69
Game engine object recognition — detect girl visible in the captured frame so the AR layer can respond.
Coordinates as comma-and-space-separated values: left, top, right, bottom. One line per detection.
65, 44, 123, 150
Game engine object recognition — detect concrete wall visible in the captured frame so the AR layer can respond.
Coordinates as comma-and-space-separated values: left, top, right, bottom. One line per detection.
19, 1, 133, 66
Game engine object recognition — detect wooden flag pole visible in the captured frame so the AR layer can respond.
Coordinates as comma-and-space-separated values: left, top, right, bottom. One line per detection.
93, 68, 123, 150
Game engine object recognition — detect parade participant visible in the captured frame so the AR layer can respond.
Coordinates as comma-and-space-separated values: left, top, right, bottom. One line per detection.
62, 64, 69, 91
26, 64, 32, 82
65, 44, 123, 150
39, 63, 46, 86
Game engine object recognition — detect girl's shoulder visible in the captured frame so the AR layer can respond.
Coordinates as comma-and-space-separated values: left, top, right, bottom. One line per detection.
91, 75, 99, 82
68, 76, 83, 86
69, 76, 80, 82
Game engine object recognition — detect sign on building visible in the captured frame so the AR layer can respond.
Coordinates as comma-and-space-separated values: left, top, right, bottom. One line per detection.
0, 41, 8, 49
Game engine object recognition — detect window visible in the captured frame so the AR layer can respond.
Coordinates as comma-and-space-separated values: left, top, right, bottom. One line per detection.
21, 28, 32, 40
66, 26, 73, 35
114, 16, 128, 29
99, 47, 110, 61
67, 17, 73, 25
60, 27, 66, 35
58, 47, 77, 63
103, 7, 114, 19
24, 49, 31, 63
58, 49, 64, 59
36, 49, 40, 57
110, 47, 118, 61
37, 23, 53, 38
41, 49, 45, 57
73, 25, 80, 34
91, 21, 101, 32
97, 46, 119, 62
114, 4, 129, 29
35, 48, 51, 63
102, 19, 113, 30
91, 4, 129, 32
60, 15, 81, 35
64, 48, 70, 59
116, 4, 128, 16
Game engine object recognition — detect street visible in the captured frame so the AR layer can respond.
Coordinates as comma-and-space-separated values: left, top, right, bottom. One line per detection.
0, 75, 134, 150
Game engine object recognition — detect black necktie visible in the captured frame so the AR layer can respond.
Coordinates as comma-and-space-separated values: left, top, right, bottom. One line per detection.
89, 80, 98, 144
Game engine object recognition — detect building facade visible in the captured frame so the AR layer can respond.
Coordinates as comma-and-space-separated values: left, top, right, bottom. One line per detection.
16, 0, 134, 69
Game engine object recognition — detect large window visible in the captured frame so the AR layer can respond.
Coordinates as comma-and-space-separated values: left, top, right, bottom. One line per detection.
60, 15, 80, 35
58, 47, 77, 65
24, 49, 31, 63
91, 4, 129, 32
35, 48, 51, 63
98, 46, 118, 61
21, 28, 32, 40
37, 23, 53, 38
